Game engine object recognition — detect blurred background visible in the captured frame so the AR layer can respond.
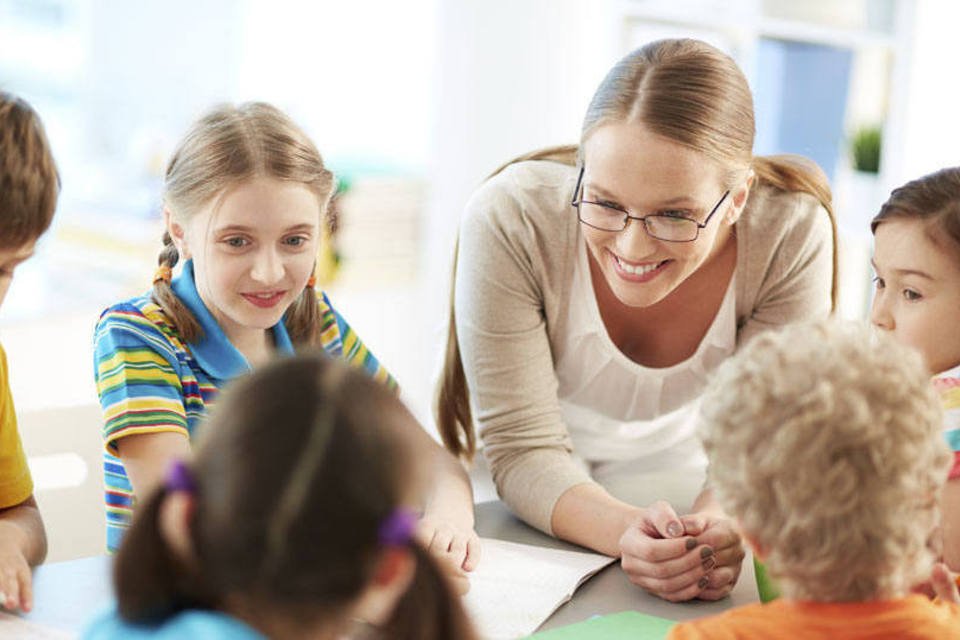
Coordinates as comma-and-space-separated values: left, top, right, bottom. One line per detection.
2, 0, 957, 560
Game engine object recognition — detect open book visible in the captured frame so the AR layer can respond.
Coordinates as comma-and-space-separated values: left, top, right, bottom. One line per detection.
463, 538, 616, 639
0, 612, 72, 640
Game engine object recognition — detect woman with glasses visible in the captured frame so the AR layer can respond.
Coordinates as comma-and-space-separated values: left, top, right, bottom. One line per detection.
437, 38, 836, 602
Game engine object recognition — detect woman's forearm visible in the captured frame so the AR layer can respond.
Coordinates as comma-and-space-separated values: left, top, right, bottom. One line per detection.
691, 487, 726, 517
551, 483, 644, 556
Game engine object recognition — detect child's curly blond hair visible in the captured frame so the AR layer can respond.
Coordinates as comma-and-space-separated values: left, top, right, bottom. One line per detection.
700, 319, 949, 601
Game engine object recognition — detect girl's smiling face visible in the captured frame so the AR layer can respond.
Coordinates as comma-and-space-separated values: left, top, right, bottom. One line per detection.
169, 176, 321, 346
871, 217, 960, 374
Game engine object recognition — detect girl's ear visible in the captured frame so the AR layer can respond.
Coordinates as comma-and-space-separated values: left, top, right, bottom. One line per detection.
158, 491, 196, 563
351, 548, 416, 627
726, 170, 755, 225
164, 207, 191, 260
372, 547, 416, 588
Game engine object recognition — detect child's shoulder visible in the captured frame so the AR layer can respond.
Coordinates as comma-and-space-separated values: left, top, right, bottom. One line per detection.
82, 605, 264, 640
95, 293, 186, 350
667, 601, 781, 639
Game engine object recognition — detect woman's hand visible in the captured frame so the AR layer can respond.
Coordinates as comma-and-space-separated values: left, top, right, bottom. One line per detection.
679, 512, 745, 600
618, 501, 744, 602
415, 515, 482, 595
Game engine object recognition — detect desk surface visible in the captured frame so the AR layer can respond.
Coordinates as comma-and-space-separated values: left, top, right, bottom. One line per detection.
474, 500, 758, 631
23, 500, 758, 635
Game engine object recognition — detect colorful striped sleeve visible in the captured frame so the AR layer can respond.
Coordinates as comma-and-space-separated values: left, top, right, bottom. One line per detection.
93, 307, 190, 454
318, 292, 398, 392
935, 376, 960, 480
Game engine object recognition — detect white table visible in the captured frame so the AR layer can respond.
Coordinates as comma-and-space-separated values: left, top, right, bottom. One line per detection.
474, 500, 758, 631
21, 500, 758, 635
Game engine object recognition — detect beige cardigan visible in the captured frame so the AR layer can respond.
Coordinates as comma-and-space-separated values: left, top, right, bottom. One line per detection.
455, 160, 834, 534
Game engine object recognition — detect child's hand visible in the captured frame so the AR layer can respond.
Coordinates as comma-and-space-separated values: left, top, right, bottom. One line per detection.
415, 516, 481, 595
619, 501, 724, 602
0, 534, 33, 612
931, 562, 960, 603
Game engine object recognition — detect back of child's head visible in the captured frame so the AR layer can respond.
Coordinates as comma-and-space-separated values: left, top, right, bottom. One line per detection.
114, 352, 476, 639
872, 166, 960, 260
699, 320, 950, 602
154, 101, 335, 345
0, 91, 59, 247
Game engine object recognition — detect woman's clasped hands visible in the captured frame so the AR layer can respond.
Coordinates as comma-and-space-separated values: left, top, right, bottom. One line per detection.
619, 500, 745, 602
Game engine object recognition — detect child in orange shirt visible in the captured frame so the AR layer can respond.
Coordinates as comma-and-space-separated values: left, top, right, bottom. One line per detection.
0, 92, 58, 611
669, 320, 960, 639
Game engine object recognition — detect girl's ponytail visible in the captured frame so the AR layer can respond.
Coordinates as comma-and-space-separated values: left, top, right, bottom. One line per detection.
113, 487, 212, 622
284, 277, 324, 347
151, 231, 203, 342
384, 542, 477, 640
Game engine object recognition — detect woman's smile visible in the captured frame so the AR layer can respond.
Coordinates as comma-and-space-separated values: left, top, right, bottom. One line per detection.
610, 251, 672, 283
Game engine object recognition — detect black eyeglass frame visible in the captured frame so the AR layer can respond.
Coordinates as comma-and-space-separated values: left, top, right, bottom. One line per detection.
570, 165, 731, 243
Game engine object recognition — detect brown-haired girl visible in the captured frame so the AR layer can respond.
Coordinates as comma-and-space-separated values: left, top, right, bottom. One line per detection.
437, 38, 836, 602
83, 353, 478, 640
93, 103, 478, 582
870, 166, 960, 574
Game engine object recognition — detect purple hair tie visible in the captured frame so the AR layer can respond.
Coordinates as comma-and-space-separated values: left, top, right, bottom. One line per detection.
378, 507, 417, 546
164, 459, 196, 493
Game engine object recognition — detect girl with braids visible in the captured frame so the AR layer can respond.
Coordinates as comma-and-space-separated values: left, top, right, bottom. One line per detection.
83, 353, 478, 640
437, 39, 836, 602
93, 103, 479, 584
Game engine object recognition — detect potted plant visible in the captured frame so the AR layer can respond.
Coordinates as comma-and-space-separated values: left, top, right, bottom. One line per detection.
851, 125, 882, 174
839, 124, 886, 237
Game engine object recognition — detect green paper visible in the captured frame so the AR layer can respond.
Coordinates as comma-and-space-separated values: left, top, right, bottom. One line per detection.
527, 611, 675, 639
754, 557, 782, 603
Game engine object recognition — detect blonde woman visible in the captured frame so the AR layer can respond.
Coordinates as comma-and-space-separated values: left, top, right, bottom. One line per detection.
437, 38, 836, 601
670, 320, 960, 638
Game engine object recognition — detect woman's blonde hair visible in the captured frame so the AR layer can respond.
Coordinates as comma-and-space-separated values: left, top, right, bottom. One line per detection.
701, 320, 948, 602
437, 38, 839, 459
155, 102, 335, 346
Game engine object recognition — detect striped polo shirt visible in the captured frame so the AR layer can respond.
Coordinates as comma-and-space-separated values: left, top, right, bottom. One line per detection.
93, 260, 394, 552
933, 364, 960, 480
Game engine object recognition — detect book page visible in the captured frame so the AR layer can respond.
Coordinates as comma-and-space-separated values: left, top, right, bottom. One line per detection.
0, 612, 72, 639
463, 538, 616, 639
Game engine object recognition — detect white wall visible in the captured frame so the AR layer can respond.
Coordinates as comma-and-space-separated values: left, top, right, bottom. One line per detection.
236, 0, 437, 167
423, 0, 621, 338
894, 0, 960, 185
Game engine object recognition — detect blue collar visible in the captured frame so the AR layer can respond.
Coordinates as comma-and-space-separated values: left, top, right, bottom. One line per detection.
170, 260, 295, 380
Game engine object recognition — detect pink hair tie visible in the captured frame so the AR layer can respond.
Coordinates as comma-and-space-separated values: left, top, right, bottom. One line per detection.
164, 459, 195, 493
378, 507, 417, 546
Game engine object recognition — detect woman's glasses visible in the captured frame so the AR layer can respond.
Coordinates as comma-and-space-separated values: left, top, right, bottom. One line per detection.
571, 166, 730, 243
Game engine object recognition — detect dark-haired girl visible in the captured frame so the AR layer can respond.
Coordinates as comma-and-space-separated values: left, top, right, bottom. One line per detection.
84, 353, 478, 640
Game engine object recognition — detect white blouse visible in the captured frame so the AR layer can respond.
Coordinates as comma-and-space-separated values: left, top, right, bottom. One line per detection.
554, 234, 737, 511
